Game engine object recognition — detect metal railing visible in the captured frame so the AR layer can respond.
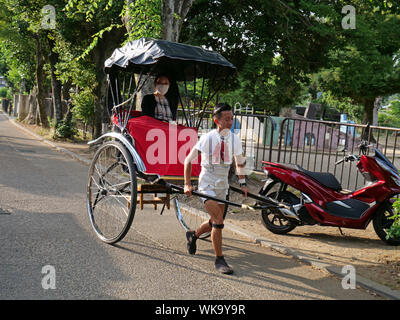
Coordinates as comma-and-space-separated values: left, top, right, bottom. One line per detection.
177, 108, 400, 191
277, 118, 400, 190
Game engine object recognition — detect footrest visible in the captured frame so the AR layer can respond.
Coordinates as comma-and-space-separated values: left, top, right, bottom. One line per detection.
137, 184, 170, 210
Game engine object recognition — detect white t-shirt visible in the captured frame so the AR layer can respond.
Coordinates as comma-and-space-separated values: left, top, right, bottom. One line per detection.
194, 129, 243, 190
194, 129, 243, 166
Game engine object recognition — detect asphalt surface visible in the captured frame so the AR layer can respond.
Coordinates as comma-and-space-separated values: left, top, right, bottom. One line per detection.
0, 112, 383, 301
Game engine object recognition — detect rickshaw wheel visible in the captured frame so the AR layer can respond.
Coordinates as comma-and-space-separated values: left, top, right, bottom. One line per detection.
87, 140, 137, 244
173, 189, 229, 240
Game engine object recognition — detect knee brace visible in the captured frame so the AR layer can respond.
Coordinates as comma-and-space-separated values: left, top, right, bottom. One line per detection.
210, 221, 224, 229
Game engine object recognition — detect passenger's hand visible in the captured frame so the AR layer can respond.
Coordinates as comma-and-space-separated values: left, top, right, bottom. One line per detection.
184, 184, 194, 197
241, 186, 248, 198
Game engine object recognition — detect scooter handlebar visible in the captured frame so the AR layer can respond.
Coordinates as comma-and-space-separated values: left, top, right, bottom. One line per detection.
335, 158, 345, 165
335, 155, 359, 165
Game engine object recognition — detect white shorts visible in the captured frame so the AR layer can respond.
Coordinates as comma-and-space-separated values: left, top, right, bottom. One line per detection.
198, 186, 228, 204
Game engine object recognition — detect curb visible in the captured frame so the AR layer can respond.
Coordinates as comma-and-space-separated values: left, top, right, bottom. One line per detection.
3, 111, 400, 300
179, 206, 400, 301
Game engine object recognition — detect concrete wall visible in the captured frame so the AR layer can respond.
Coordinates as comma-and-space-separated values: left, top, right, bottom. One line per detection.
13, 94, 69, 122
17, 94, 29, 121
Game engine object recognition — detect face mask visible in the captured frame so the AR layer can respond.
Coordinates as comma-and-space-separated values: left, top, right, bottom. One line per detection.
156, 84, 169, 95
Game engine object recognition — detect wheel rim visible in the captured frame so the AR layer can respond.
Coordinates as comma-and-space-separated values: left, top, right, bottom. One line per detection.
262, 207, 294, 230
173, 189, 230, 240
262, 191, 298, 231
377, 207, 395, 235
173, 192, 211, 239
87, 142, 136, 243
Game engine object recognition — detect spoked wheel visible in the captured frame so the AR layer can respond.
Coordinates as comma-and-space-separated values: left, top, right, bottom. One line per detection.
173, 189, 229, 240
373, 201, 400, 246
260, 181, 299, 234
87, 140, 137, 244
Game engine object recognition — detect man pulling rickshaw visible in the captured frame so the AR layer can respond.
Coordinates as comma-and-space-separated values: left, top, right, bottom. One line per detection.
184, 103, 248, 274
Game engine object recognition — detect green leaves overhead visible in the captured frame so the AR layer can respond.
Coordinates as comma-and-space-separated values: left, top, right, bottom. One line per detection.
182, 0, 400, 120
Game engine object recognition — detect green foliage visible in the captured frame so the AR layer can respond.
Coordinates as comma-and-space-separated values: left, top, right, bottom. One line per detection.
315, 1, 400, 122
54, 117, 78, 139
182, 0, 400, 119
0, 87, 8, 98
65, 0, 160, 60
71, 88, 95, 126
378, 100, 400, 128
181, 0, 336, 113
123, 0, 162, 42
386, 199, 400, 240
0, 1, 36, 93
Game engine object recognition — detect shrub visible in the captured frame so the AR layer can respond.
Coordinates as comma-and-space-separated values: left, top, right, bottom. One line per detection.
71, 89, 95, 129
386, 199, 400, 240
0, 87, 8, 98
54, 116, 78, 139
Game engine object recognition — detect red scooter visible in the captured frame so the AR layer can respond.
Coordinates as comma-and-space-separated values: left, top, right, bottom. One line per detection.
259, 141, 400, 245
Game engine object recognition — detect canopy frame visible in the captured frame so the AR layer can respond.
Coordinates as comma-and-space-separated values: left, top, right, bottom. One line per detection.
105, 38, 237, 132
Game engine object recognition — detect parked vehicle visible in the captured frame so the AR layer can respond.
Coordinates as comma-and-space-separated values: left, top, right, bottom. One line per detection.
259, 140, 400, 245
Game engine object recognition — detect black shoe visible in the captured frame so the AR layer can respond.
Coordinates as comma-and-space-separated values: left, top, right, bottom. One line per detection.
186, 231, 197, 255
215, 256, 234, 275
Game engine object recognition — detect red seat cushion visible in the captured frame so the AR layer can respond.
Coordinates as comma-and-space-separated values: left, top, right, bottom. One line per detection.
113, 115, 201, 177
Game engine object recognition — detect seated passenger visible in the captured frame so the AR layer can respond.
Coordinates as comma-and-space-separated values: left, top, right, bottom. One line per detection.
141, 74, 178, 122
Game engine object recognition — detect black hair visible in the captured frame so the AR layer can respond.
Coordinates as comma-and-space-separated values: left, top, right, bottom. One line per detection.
213, 103, 232, 119
154, 74, 171, 85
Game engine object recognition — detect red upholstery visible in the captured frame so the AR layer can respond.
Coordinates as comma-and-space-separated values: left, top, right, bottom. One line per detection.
113, 115, 201, 176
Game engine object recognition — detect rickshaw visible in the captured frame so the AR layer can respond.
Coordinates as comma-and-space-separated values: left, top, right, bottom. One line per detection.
86, 38, 284, 244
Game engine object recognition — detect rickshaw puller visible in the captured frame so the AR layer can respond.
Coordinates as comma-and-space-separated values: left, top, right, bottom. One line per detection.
184, 103, 248, 275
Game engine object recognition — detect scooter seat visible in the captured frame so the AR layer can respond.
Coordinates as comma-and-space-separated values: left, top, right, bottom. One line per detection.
297, 166, 342, 191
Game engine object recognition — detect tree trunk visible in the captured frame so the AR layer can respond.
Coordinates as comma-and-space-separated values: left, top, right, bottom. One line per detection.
47, 37, 63, 128
23, 87, 38, 124
362, 98, 376, 142
62, 80, 72, 102
92, 28, 125, 138
92, 48, 108, 139
161, 0, 194, 42
33, 34, 49, 128
373, 96, 382, 126
362, 98, 375, 125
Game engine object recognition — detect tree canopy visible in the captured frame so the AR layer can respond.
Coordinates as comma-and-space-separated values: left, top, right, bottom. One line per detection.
0, 0, 399, 133
181, 0, 400, 121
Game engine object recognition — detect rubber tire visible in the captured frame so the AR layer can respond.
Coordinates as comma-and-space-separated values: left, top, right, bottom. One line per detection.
261, 191, 299, 235
373, 202, 400, 246
87, 140, 137, 244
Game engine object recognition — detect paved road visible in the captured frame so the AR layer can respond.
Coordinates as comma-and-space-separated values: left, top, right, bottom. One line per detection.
0, 113, 381, 301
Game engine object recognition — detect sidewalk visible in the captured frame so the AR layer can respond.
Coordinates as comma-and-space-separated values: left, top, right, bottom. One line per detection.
3, 111, 400, 300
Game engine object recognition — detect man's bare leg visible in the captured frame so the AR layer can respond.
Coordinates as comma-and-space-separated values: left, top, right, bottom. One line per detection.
205, 200, 224, 256
195, 203, 225, 239
194, 220, 211, 238
186, 200, 221, 255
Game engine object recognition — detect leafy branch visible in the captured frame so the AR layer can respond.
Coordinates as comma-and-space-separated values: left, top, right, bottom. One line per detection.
386, 199, 400, 240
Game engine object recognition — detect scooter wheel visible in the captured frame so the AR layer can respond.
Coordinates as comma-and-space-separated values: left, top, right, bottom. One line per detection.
373, 203, 400, 246
261, 191, 298, 235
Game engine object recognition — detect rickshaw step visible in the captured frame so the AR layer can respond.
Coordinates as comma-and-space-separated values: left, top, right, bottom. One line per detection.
136, 184, 170, 210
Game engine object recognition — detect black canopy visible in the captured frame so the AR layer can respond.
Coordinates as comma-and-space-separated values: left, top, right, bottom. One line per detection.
104, 38, 236, 81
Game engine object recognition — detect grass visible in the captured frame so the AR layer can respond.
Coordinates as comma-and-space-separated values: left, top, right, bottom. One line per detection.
16, 119, 92, 144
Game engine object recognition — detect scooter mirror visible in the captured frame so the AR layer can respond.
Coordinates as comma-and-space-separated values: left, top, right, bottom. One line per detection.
359, 140, 369, 155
